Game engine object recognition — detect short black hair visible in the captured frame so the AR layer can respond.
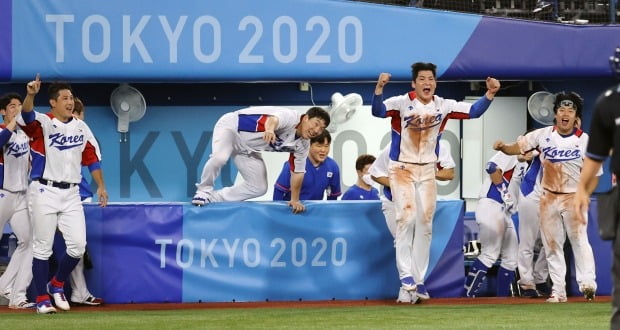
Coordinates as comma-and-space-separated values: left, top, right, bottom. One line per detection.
554, 91, 583, 119
355, 154, 376, 171
0, 92, 22, 110
311, 130, 332, 145
48, 82, 73, 101
411, 62, 437, 81
305, 106, 331, 128
73, 97, 84, 115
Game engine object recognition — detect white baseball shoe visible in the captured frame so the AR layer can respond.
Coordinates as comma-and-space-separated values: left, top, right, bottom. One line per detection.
396, 286, 419, 304
47, 282, 70, 311
192, 191, 212, 206
9, 300, 36, 309
546, 292, 567, 303
71, 295, 103, 306
36, 300, 57, 314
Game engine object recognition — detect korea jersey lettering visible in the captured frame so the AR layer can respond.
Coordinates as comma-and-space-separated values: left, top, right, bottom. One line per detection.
0, 126, 30, 192
375, 92, 473, 164
18, 111, 102, 184
519, 126, 599, 193
235, 106, 309, 173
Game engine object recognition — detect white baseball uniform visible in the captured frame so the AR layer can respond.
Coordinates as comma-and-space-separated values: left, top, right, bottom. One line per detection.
19, 111, 101, 261
0, 125, 33, 307
474, 151, 519, 271
516, 155, 550, 291
195, 106, 309, 202
374, 91, 483, 289
519, 126, 599, 299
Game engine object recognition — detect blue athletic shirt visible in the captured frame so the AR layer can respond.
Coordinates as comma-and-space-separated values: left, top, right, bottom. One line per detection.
273, 157, 341, 200
341, 184, 380, 201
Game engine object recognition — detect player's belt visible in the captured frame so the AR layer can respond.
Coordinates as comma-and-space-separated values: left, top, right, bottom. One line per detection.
38, 178, 77, 189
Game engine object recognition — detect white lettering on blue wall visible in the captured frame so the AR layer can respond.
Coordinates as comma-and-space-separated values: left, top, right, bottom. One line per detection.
155, 237, 348, 269
45, 14, 363, 64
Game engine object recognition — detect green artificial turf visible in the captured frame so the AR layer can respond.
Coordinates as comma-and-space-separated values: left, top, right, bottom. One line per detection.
1, 302, 610, 329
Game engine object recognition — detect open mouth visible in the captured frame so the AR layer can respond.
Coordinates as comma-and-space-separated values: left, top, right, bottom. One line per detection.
423, 88, 431, 93
561, 119, 569, 125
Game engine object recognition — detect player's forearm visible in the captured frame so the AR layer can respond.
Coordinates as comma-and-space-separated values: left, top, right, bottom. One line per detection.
372, 175, 390, 187
435, 168, 455, 181
371, 94, 386, 117
578, 157, 603, 196
489, 170, 505, 186
468, 96, 492, 118
289, 172, 304, 202
497, 142, 521, 156
264, 116, 278, 133
90, 169, 107, 193
22, 93, 34, 113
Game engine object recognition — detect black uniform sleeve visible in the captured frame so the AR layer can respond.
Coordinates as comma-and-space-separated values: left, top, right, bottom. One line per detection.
587, 88, 616, 161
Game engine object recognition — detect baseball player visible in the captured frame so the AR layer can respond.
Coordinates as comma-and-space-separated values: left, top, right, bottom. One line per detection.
463, 151, 524, 297
341, 154, 380, 200
0, 93, 34, 309
192, 106, 330, 214
369, 141, 455, 303
495, 91, 599, 303
516, 150, 551, 297
273, 130, 341, 201
19, 75, 109, 314
371, 62, 500, 300
47, 98, 103, 306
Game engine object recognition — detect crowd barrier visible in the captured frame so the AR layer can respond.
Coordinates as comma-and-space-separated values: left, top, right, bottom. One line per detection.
83, 200, 464, 303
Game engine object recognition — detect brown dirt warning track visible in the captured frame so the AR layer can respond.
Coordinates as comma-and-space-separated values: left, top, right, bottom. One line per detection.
0, 296, 611, 313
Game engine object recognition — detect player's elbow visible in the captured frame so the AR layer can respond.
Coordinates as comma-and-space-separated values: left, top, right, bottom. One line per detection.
485, 162, 499, 175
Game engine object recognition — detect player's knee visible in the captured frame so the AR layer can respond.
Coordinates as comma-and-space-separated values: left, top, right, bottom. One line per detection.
65, 242, 86, 259
209, 155, 229, 168
32, 249, 52, 260
246, 181, 268, 197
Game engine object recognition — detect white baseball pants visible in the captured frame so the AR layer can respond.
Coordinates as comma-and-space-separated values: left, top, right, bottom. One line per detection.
390, 161, 436, 284
539, 191, 596, 297
0, 189, 33, 305
196, 113, 268, 201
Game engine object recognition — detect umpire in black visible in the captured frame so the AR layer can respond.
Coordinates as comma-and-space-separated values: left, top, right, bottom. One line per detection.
575, 48, 620, 329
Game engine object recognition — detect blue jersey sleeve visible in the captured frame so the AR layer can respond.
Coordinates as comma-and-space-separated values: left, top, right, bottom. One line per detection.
371, 94, 387, 118
326, 159, 342, 200
0, 128, 12, 147
468, 95, 492, 118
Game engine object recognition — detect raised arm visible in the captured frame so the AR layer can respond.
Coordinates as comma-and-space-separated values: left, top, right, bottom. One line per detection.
22, 74, 41, 113
468, 77, 501, 118
371, 73, 390, 117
